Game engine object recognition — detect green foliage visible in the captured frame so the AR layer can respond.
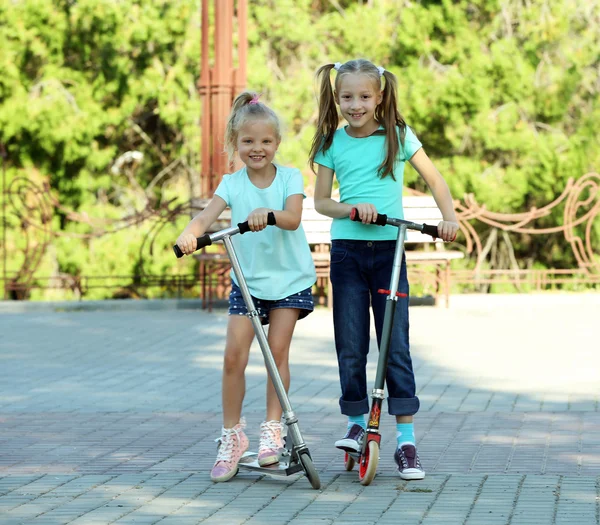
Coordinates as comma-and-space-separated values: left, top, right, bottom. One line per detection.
0, 0, 201, 197
1, 0, 201, 299
1, 0, 599, 299
246, 0, 600, 274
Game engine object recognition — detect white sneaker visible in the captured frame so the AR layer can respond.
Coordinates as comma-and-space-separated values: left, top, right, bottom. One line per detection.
258, 420, 284, 466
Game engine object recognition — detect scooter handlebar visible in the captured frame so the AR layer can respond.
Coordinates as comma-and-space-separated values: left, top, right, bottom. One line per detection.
172, 234, 211, 258
350, 207, 439, 240
349, 207, 387, 226
237, 211, 277, 234
421, 224, 439, 239
173, 211, 277, 258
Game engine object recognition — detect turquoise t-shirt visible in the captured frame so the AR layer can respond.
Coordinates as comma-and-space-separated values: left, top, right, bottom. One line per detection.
314, 125, 422, 241
214, 164, 316, 300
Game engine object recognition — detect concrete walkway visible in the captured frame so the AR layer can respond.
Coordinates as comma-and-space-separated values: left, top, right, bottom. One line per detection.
0, 294, 599, 524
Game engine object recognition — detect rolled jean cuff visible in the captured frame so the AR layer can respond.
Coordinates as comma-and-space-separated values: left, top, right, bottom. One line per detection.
339, 397, 370, 416
387, 396, 420, 416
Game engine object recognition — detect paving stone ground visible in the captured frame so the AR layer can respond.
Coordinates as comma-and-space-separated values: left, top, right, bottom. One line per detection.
1, 293, 599, 524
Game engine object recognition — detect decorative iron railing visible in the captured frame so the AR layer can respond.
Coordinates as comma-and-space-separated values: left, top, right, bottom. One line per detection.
452, 172, 600, 292
0, 144, 203, 300
1, 138, 599, 301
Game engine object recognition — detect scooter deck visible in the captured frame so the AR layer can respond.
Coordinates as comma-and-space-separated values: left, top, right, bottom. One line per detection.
239, 451, 304, 476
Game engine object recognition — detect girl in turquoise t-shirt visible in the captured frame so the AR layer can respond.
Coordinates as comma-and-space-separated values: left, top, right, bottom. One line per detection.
176, 92, 316, 482
309, 58, 459, 480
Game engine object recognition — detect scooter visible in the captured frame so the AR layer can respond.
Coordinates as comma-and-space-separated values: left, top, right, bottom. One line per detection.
343, 208, 439, 486
173, 213, 320, 489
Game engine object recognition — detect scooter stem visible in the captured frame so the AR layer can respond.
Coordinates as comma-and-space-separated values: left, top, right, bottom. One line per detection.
372, 224, 407, 391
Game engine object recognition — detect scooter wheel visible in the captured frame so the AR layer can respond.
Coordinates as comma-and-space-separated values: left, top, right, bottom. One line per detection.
358, 440, 379, 486
299, 452, 321, 490
344, 452, 355, 471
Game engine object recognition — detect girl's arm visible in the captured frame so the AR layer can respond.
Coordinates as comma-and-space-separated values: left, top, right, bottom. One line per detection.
176, 196, 228, 255
409, 148, 459, 241
314, 165, 352, 218
246, 193, 304, 231
278, 193, 304, 230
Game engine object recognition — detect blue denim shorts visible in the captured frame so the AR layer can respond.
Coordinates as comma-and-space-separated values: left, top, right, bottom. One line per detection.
228, 282, 314, 325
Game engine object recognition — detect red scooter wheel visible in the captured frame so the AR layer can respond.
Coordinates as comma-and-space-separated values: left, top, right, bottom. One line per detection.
344, 452, 355, 471
358, 441, 379, 486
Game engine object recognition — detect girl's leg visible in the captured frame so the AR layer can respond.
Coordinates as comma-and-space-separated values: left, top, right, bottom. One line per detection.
330, 240, 371, 452
330, 241, 372, 416
256, 308, 299, 466
265, 307, 300, 421
211, 315, 255, 482
222, 315, 255, 427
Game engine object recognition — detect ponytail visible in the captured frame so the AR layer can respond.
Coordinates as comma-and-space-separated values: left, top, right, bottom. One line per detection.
308, 64, 339, 173
376, 70, 406, 180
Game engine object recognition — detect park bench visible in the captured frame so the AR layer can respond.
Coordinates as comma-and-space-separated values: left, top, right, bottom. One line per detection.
195, 195, 463, 310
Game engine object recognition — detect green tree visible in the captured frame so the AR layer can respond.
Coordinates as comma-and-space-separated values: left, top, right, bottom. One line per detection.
1, 0, 598, 299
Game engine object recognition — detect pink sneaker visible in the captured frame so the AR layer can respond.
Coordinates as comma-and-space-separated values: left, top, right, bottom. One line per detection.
258, 420, 284, 466
210, 419, 249, 482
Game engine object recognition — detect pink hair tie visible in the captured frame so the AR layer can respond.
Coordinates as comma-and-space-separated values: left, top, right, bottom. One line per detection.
249, 93, 261, 105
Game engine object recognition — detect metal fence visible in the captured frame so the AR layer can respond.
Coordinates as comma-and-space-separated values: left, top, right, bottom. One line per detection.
451, 172, 600, 292
1, 143, 599, 302
0, 146, 203, 300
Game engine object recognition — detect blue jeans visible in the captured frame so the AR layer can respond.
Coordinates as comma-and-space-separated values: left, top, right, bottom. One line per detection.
330, 239, 419, 417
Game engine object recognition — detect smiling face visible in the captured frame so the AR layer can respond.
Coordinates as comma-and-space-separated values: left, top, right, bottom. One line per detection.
236, 119, 280, 172
335, 73, 383, 137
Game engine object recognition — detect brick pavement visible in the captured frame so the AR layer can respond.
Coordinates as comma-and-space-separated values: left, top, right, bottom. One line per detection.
0, 294, 599, 524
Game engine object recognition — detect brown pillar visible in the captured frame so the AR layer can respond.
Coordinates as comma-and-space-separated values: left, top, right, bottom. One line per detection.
200, 0, 248, 198
199, 0, 211, 198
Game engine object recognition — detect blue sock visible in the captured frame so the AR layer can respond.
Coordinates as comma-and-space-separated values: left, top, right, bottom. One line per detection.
348, 415, 366, 430
396, 423, 415, 447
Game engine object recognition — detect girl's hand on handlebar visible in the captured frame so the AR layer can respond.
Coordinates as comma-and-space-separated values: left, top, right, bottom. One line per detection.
351, 203, 378, 224
437, 221, 459, 242
176, 233, 198, 255
247, 208, 272, 232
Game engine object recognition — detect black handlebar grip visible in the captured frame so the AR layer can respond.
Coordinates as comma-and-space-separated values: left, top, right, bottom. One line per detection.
173, 233, 212, 258
173, 244, 184, 258
238, 221, 250, 234
350, 207, 388, 226
196, 233, 213, 249
374, 213, 388, 226
238, 211, 277, 234
422, 224, 439, 239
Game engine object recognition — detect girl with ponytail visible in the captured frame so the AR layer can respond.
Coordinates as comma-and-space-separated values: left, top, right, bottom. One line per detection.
177, 91, 316, 482
310, 59, 459, 480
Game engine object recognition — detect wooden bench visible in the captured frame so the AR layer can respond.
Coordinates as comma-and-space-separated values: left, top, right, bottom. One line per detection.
194, 196, 463, 310
302, 196, 464, 307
